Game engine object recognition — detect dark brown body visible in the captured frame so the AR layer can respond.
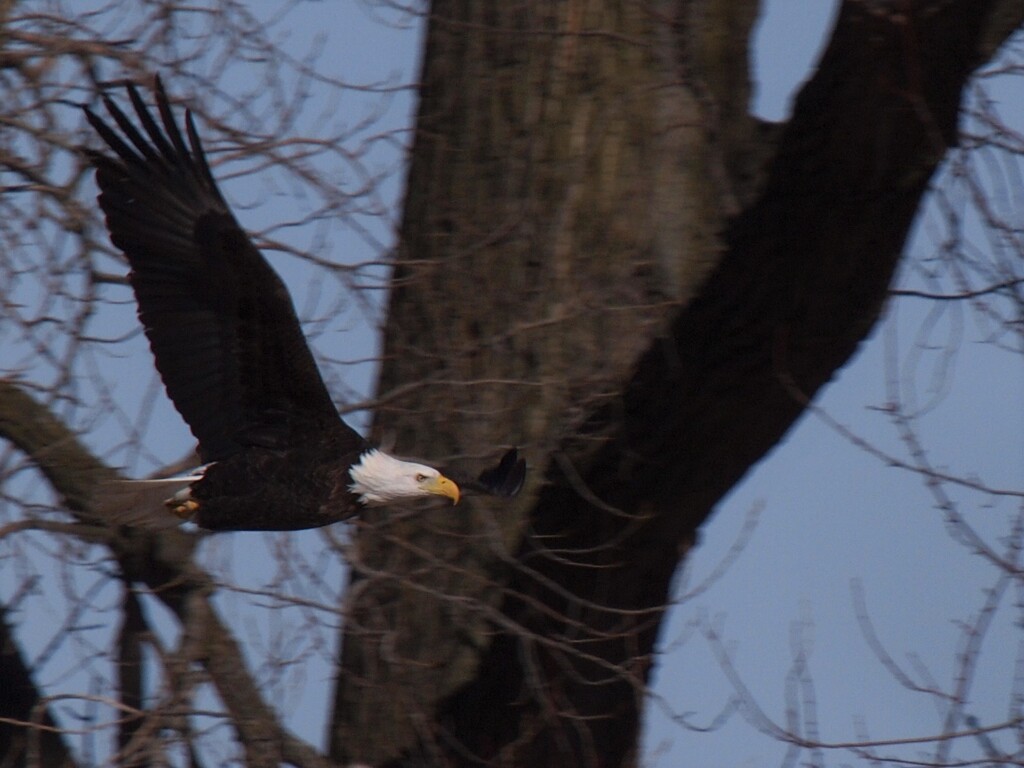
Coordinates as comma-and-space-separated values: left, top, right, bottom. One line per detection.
191, 429, 369, 531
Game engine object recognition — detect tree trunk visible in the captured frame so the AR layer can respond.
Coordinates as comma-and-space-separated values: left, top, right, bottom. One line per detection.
331, 1, 1024, 766
0, 604, 74, 768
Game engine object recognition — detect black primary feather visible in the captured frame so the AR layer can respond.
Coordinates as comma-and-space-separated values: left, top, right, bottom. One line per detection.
84, 77, 358, 463
464, 448, 527, 497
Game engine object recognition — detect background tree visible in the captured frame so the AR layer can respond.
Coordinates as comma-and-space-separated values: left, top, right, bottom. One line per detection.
1, 1, 1022, 767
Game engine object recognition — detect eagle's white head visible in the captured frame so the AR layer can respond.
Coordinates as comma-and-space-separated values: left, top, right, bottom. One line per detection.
348, 449, 460, 507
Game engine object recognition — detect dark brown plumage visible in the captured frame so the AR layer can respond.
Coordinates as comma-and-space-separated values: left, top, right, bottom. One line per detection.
84, 77, 524, 531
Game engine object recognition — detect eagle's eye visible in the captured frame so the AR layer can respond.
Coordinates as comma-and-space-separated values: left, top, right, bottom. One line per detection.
415, 473, 428, 482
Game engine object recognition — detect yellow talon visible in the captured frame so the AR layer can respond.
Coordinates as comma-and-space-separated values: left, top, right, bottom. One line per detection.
167, 498, 199, 520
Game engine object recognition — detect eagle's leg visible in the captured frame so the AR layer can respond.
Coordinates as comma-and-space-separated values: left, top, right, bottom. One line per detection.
164, 487, 199, 520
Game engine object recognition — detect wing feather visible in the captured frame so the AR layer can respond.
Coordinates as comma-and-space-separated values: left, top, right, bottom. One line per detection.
444, 449, 527, 498
85, 77, 363, 462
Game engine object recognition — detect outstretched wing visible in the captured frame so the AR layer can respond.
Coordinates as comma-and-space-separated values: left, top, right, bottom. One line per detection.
454, 448, 527, 498
84, 77, 361, 462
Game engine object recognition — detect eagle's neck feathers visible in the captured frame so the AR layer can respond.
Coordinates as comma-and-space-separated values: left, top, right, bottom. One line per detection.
348, 449, 445, 506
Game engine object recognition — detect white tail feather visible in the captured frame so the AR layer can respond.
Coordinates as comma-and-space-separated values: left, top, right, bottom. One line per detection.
91, 471, 204, 529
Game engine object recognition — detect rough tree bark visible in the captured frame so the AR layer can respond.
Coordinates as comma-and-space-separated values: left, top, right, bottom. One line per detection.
331, 2, 1024, 766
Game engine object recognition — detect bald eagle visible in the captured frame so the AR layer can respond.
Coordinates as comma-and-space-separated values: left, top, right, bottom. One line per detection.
84, 78, 524, 531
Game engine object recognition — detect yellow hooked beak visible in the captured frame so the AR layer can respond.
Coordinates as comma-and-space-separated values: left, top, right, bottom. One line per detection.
423, 474, 460, 505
